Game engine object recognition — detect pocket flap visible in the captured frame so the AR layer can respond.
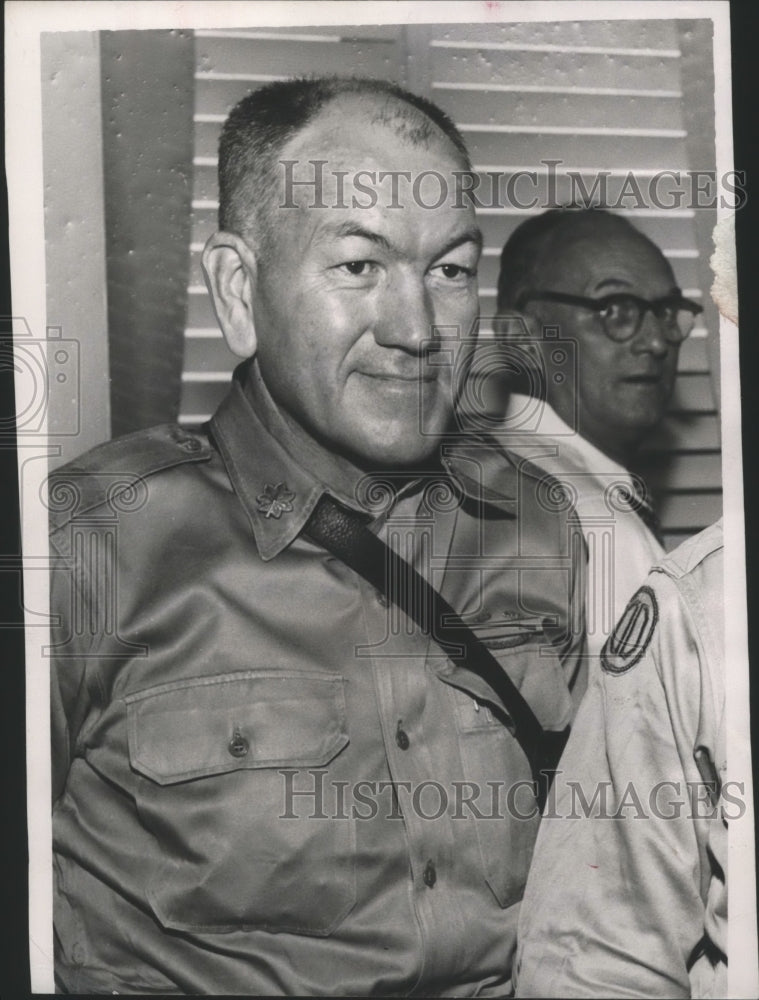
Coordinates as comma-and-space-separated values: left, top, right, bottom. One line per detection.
442, 631, 574, 733
126, 670, 348, 785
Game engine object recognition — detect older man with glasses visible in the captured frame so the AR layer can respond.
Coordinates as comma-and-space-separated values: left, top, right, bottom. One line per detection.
493, 207, 702, 664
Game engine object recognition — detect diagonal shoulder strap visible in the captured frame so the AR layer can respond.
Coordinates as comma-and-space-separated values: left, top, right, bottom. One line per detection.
304, 493, 569, 808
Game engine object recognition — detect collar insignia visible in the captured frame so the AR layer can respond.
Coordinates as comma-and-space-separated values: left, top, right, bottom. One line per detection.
256, 482, 296, 519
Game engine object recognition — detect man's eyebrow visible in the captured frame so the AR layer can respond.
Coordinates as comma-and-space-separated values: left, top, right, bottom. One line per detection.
314, 222, 483, 258
593, 277, 633, 291
317, 222, 393, 251
593, 277, 681, 296
434, 228, 483, 259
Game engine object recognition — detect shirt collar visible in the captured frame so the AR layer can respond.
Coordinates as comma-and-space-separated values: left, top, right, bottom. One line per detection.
502, 393, 629, 478
210, 364, 521, 560
210, 367, 326, 560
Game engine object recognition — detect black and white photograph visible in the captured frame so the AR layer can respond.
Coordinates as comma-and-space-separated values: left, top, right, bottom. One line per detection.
6, 0, 757, 995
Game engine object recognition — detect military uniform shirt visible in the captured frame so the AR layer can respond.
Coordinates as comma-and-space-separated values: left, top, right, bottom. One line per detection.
50, 366, 585, 996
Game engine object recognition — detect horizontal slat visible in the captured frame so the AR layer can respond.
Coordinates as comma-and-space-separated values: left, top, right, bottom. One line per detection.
193, 120, 689, 169
191, 205, 217, 243
433, 40, 679, 59
195, 121, 222, 160
469, 170, 700, 215
195, 77, 288, 117
639, 413, 721, 452
462, 123, 686, 137
476, 213, 700, 253
194, 164, 218, 203
668, 373, 716, 414
433, 89, 684, 131
475, 253, 702, 300
431, 49, 681, 93
196, 25, 400, 41
180, 379, 230, 416
197, 36, 400, 79
178, 414, 212, 427
182, 371, 229, 383
187, 290, 217, 329
658, 491, 722, 531
431, 21, 678, 52
190, 250, 206, 287
463, 132, 689, 171
642, 452, 722, 493
677, 336, 709, 373
184, 335, 237, 371
667, 259, 702, 294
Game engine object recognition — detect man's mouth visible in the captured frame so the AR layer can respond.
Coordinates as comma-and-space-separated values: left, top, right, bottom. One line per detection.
619, 373, 663, 385
358, 371, 436, 384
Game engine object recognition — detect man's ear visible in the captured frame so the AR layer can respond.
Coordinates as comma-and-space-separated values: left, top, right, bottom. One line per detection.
201, 231, 259, 358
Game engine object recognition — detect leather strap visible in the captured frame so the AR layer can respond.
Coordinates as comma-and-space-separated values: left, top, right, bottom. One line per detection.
304, 492, 569, 808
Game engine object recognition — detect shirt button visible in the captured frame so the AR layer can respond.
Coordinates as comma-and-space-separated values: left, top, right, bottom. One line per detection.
376, 591, 388, 607
423, 859, 437, 888
228, 731, 249, 758
395, 720, 410, 750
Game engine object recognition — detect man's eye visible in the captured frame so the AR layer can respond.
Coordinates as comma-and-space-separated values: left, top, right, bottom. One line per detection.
434, 263, 475, 280
600, 297, 633, 321
656, 303, 678, 325
339, 261, 374, 276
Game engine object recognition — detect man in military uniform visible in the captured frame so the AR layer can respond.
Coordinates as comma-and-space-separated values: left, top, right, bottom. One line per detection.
495, 208, 702, 661
49, 77, 585, 995
515, 520, 728, 997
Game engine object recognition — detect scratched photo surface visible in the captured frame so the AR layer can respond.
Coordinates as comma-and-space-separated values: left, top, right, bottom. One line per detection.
6, 1, 755, 996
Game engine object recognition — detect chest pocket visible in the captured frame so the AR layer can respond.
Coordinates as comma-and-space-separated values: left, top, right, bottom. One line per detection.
447, 633, 572, 910
126, 670, 355, 935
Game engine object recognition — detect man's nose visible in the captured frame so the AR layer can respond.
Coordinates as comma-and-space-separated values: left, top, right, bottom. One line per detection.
373, 274, 433, 351
631, 308, 670, 357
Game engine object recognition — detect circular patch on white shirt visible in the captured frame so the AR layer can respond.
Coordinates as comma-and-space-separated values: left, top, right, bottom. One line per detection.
601, 585, 659, 675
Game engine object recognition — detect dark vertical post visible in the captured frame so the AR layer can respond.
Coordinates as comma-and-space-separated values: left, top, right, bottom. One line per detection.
100, 29, 195, 436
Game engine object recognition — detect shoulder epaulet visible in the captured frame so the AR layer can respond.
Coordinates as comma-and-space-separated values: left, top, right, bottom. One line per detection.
442, 433, 561, 513
652, 519, 723, 582
48, 424, 213, 533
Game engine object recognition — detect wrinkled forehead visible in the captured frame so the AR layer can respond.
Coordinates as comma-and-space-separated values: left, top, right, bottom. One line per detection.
538, 219, 675, 292
276, 93, 471, 200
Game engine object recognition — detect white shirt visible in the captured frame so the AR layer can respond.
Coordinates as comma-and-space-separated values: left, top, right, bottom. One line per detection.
514, 520, 727, 998
497, 393, 664, 663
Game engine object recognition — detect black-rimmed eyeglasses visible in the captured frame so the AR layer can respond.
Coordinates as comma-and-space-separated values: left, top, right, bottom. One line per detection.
514, 290, 703, 344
